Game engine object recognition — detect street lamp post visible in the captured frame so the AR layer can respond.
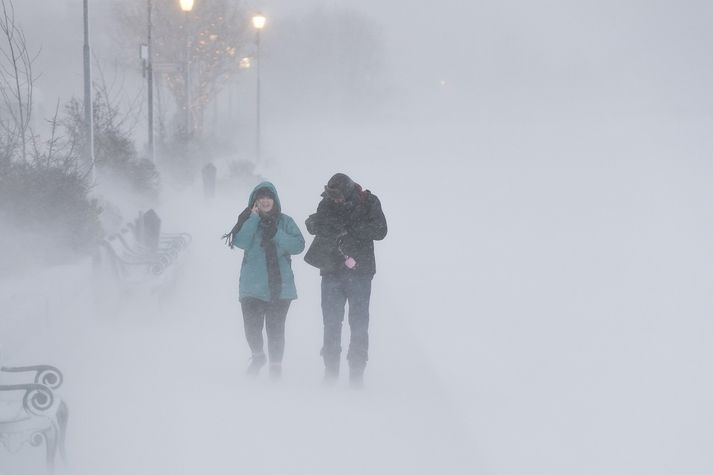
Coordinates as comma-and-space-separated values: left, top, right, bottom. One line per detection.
82, 0, 95, 180
180, 0, 194, 138
147, 0, 154, 161
252, 13, 266, 164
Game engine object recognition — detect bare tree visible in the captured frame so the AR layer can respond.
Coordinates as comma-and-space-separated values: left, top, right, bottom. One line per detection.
0, 0, 39, 162
61, 67, 160, 200
0, 0, 104, 270
29, 99, 77, 171
115, 0, 251, 139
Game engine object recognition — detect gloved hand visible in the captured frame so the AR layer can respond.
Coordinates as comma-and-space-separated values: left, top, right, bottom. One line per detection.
222, 207, 254, 248
307, 213, 346, 239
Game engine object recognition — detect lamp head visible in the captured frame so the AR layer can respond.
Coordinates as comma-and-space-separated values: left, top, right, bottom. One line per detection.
179, 0, 194, 12
252, 14, 266, 30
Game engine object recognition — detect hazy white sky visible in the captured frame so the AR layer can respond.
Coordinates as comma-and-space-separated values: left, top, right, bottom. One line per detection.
16, 0, 713, 118
2, 2, 713, 475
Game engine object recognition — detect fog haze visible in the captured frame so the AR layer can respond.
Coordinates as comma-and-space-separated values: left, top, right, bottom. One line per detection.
1, 1, 712, 474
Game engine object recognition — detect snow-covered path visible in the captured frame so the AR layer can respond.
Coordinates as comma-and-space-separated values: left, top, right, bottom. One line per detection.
1, 146, 480, 474
58, 188, 479, 475
2, 118, 713, 474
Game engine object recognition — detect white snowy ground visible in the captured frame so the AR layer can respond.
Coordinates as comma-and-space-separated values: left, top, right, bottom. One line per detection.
1, 117, 712, 474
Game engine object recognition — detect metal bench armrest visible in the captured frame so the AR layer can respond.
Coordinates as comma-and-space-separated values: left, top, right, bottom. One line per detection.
0, 383, 55, 415
1, 365, 64, 390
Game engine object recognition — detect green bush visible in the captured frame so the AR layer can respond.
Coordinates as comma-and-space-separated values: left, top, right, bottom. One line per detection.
0, 159, 103, 269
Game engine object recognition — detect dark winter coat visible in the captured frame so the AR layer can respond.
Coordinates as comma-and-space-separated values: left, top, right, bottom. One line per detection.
231, 182, 305, 301
305, 185, 387, 275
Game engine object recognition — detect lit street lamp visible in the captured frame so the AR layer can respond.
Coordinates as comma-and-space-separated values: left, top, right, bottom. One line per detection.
252, 13, 266, 164
252, 13, 266, 30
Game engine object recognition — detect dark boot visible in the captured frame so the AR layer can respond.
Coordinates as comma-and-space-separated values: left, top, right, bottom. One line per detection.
323, 359, 340, 385
269, 362, 282, 380
349, 366, 365, 390
246, 352, 267, 375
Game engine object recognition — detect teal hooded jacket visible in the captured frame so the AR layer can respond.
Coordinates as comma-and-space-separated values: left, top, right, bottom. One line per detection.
232, 182, 305, 301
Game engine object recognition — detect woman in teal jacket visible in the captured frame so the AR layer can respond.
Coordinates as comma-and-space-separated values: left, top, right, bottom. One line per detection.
225, 182, 305, 377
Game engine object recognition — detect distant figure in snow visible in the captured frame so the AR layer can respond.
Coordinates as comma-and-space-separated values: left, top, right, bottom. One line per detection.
304, 173, 387, 388
224, 182, 305, 378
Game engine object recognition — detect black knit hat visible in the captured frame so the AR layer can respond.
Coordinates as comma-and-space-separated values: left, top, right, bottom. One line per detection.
324, 173, 355, 200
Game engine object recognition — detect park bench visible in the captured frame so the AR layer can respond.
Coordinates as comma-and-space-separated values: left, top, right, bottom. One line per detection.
0, 364, 68, 473
95, 209, 191, 289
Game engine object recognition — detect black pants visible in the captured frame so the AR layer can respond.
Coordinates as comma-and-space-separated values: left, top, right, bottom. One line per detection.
241, 298, 291, 363
321, 272, 373, 371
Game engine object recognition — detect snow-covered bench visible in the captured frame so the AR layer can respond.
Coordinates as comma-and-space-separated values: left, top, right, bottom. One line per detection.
95, 210, 191, 290
0, 365, 68, 472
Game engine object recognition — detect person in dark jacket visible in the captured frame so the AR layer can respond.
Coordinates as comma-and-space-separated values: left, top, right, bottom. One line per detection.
304, 173, 387, 388
225, 182, 305, 378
